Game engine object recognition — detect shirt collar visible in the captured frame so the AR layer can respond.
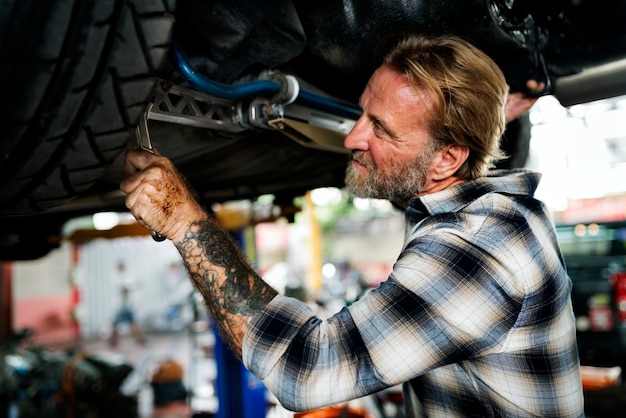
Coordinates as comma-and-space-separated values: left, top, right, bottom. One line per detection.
405, 169, 541, 224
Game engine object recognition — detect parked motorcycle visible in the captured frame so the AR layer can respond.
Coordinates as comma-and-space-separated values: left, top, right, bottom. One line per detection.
1, 328, 137, 418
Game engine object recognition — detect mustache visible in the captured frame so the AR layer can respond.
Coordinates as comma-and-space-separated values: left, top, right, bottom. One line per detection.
350, 150, 370, 166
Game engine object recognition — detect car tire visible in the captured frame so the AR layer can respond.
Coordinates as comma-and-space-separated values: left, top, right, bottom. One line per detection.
0, 0, 176, 215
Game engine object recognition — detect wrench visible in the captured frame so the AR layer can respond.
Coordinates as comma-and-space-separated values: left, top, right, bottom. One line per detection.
135, 101, 167, 242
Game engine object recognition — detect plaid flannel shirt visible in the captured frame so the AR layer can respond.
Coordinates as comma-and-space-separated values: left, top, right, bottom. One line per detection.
243, 169, 585, 417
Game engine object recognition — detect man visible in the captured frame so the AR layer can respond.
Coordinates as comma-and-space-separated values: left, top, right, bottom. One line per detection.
109, 261, 146, 345
121, 33, 584, 417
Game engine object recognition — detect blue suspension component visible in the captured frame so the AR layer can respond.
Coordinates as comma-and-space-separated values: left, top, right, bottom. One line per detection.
296, 89, 361, 120
171, 43, 361, 120
171, 43, 282, 100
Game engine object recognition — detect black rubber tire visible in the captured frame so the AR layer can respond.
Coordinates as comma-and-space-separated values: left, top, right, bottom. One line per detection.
0, 0, 177, 215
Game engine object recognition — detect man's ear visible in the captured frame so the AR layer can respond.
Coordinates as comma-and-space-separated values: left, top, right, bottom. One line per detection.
429, 145, 469, 180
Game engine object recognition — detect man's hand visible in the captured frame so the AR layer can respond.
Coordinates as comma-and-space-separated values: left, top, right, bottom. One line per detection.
505, 80, 546, 123
121, 149, 278, 357
120, 149, 208, 242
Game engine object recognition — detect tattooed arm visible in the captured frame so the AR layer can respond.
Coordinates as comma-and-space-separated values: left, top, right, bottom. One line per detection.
121, 149, 278, 357
175, 219, 278, 356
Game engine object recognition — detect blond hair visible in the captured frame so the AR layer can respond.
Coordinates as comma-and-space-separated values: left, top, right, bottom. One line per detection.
383, 33, 508, 179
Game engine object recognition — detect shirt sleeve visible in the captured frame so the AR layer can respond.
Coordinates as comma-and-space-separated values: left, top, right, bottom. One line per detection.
243, 229, 525, 412
243, 294, 386, 411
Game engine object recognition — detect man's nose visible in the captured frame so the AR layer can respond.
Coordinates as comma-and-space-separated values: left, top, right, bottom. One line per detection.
344, 117, 368, 151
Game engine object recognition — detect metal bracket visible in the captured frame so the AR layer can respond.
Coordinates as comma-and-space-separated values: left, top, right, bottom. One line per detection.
143, 79, 355, 154
149, 81, 249, 132
268, 103, 354, 154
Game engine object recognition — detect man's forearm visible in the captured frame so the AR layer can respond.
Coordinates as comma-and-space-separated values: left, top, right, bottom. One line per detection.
175, 219, 278, 357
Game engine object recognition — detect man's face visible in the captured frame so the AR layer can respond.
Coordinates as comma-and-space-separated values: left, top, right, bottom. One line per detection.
344, 65, 438, 205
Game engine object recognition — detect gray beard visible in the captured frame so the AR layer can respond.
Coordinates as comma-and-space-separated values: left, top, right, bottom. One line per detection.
344, 148, 434, 206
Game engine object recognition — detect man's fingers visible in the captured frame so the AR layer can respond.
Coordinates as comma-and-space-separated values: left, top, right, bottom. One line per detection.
124, 149, 145, 175
120, 150, 209, 242
122, 150, 166, 229
525, 80, 546, 93
123, 148, 160, 176
504, 80, 548, 123
525, 79, 539, 91
122, 173, 172, 235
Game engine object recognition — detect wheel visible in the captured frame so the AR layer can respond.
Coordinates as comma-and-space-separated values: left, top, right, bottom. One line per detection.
0, 0, 177, 215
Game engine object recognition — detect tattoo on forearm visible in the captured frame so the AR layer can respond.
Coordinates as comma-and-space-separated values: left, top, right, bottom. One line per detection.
175, 220, 278, 356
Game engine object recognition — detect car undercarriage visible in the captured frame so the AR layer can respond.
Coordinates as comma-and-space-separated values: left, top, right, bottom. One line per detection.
1, 0, 626, 259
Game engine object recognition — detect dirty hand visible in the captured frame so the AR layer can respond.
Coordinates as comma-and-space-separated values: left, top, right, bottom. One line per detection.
120, 149, 208, 242
504, 80, 546, 123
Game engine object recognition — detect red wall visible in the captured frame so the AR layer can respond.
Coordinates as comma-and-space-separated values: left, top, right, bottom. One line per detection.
13, 293, 78, 347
